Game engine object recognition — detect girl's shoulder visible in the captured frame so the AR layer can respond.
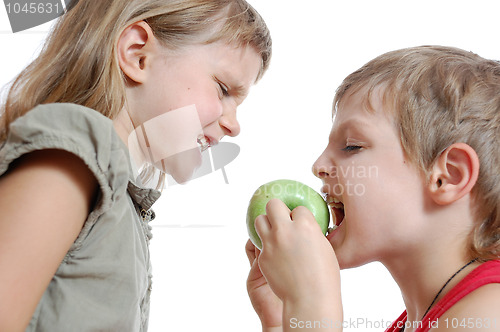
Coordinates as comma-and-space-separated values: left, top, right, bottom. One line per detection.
1, 102, 129, 185
0, 102, 132, 220
8, 103, 115, 141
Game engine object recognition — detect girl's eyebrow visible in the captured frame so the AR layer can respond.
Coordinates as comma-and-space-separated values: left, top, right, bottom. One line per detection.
232, 84, 249, 98
216, 74, 248, 99
221, 65, 254, 94
226, 82, 251, 106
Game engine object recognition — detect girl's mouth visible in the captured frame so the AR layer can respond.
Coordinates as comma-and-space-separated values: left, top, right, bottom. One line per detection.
326, 195, 345, 235
197, 135, 210, 152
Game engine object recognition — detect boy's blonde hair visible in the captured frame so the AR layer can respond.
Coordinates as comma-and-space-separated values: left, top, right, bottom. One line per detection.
334, 46, 500, 260
0, 0, 272, 142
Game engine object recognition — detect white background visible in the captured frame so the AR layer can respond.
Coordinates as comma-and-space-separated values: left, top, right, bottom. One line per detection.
1, 1, 499, 331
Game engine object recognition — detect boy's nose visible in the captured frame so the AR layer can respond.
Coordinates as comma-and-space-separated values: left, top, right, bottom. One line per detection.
312, 153, 331, 179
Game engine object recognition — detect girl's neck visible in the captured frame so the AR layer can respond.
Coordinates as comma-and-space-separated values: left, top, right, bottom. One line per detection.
112, 107, 135, 147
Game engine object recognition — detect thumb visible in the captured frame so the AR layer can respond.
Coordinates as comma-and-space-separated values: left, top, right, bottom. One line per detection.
247, 249, 265, 284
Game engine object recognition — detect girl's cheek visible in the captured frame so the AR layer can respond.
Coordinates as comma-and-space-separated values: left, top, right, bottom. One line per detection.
199, 103, 223, 126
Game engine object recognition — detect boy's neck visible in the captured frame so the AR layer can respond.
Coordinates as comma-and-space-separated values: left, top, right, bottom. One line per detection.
383, 245, 479, 328
383, 194, 478, 322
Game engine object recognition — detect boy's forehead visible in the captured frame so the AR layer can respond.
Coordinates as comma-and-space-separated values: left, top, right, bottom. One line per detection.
332, 86, 396, 133
335, 86, 388, 118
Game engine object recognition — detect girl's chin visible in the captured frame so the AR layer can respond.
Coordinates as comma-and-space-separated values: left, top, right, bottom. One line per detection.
158, 147, 202, 184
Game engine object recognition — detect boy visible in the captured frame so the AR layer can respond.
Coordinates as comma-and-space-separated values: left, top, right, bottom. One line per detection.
246, 45, 500, 331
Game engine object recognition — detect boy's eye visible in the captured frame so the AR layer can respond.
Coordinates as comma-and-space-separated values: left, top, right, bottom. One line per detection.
341, 145, 362, 152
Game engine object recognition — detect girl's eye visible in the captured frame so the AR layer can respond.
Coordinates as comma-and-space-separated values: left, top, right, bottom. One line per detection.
219, 82, 229, 98
341, 145, 362, 152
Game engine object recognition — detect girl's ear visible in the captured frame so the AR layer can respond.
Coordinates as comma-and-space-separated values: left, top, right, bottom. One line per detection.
428, 143, 480, 205
117, 21, 155, 84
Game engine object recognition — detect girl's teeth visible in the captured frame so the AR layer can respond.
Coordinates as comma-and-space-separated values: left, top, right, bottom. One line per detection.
197, 135, 209, 151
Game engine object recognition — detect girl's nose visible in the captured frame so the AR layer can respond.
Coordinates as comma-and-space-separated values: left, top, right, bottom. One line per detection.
219, 107, 241, 137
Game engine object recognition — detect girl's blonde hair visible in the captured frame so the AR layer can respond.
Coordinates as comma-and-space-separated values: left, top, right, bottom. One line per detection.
0, 0, 272, 142
334, 45, 500, 260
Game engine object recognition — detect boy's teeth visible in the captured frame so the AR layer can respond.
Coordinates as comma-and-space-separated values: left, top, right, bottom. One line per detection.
326, 195, 341, 204
326, 195, 343, 208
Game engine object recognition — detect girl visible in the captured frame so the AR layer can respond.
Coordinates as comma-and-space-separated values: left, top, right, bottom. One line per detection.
246, 46, 500, 331
0, 0, 271, 330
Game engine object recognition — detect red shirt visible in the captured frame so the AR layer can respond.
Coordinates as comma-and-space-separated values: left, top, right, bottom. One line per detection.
385, 260, 500, 332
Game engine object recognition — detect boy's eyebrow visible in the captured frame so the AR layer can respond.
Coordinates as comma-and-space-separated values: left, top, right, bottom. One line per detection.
333, 117, 373, 136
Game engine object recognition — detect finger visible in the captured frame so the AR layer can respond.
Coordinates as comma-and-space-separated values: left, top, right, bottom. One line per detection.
290, 205, 315, 223
291, 206, 324, 234
254, 214, 271, 248
247, 249, 265, 285
265, 198, 291, 229
245, 239, 257, 265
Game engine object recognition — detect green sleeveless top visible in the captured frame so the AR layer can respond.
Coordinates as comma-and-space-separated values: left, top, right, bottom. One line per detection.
0, 103, 161, 331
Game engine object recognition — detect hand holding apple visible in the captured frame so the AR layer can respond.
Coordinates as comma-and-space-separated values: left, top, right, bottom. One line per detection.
245, 180, 342, 328
249, 198, 342, 327
246, 179, 330, 250
245, 239, 283, 330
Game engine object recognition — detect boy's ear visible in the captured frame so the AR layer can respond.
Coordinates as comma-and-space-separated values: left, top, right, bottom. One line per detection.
117, 21, 155, 84
428, 143, 479, 205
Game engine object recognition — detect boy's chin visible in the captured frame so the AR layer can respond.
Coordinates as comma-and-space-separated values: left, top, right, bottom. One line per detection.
335, 246, 377, 270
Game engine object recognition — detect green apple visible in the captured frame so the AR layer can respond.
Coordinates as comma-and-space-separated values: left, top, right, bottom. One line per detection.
246, 179, 330, 249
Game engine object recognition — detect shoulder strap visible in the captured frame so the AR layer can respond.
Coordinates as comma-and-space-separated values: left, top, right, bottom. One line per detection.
386, 261, 500, 332
385, 311, 407, 332
421, 260, 500, 330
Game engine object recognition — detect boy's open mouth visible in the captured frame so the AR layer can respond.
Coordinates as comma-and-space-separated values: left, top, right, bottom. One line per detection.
326, 195, 344, 234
